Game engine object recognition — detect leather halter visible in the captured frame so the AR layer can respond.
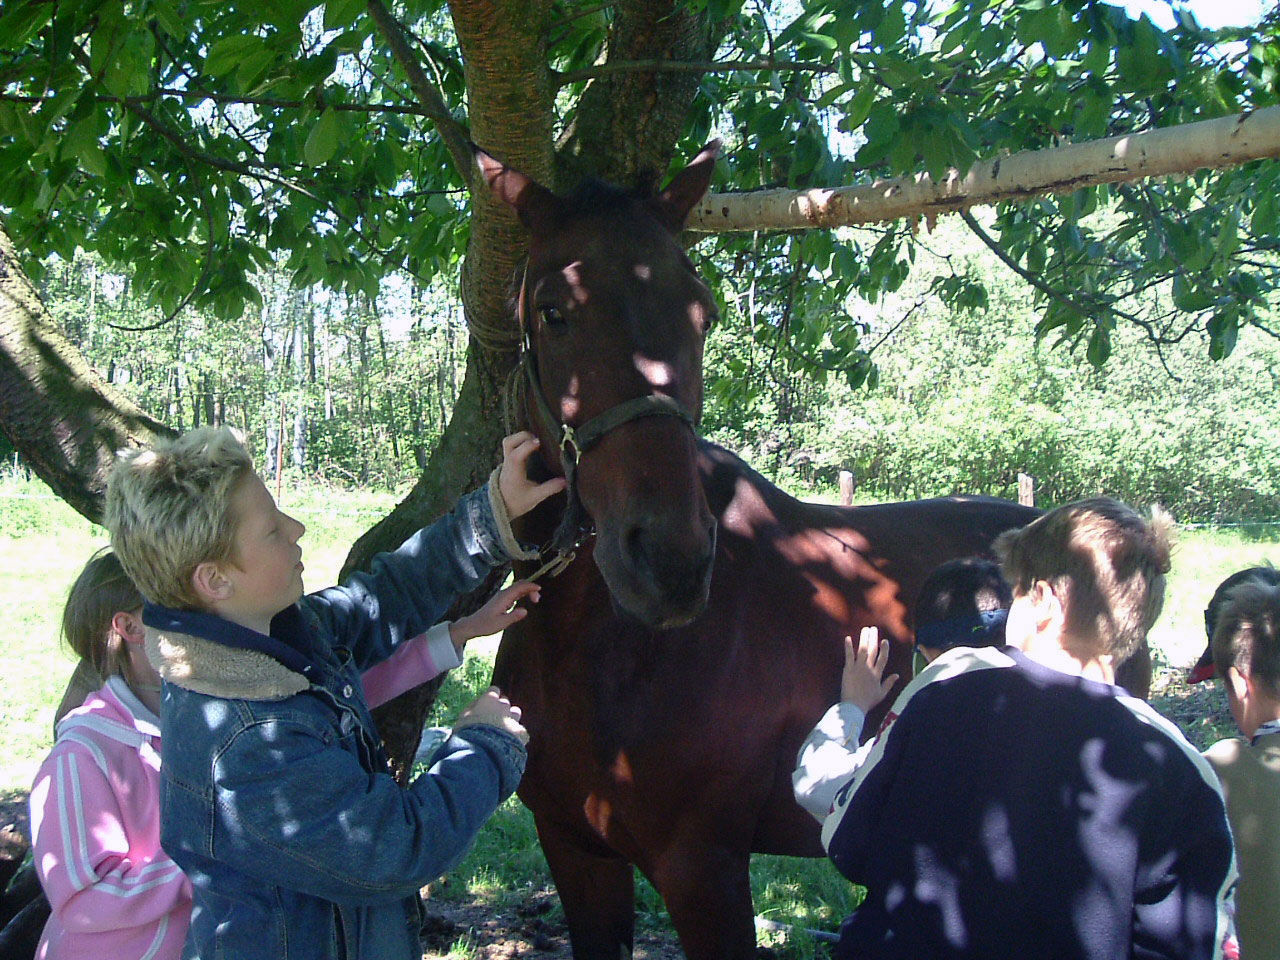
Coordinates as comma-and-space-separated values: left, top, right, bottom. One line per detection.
516, 263, 699, 574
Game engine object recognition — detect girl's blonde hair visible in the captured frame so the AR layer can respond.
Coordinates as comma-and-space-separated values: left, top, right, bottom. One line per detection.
62, 548, 144, 679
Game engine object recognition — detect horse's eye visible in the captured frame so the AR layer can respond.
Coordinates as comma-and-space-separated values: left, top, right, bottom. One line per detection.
539, 306, 566, 328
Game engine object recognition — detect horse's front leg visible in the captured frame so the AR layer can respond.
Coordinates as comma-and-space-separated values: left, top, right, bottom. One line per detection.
534, 812, 636, 960
649, 842, 756, 960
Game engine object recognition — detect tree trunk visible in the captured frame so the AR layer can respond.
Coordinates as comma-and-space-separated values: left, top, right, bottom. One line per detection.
556, 0, 725, 188
688, 106, 1280, 232
0, 223, 170, 522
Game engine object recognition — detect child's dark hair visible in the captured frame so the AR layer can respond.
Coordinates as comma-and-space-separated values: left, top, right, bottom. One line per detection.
914, 558, 1013, 653
1205, 564, 1280, 642
62, 548, 144, 679
1211, 580, 1280, 696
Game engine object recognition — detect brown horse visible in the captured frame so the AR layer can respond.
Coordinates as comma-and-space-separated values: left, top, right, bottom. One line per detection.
477, 142, 1041, 959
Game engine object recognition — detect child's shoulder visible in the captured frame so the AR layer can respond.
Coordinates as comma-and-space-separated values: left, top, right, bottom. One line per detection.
1205, 734, 1280, 782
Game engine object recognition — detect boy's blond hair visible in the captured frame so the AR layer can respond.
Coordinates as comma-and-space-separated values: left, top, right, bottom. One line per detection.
105, 427, 255, 609
994, 497, 1173, 662
62, 548, 143, 679
1211, 581, 1280, 696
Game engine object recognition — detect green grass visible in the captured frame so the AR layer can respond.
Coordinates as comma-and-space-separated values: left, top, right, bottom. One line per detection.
1, 473, 1275, 955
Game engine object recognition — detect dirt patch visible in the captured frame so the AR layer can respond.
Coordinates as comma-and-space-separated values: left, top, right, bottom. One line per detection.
1147, 665, 1235, 751
418, 890, 689, 959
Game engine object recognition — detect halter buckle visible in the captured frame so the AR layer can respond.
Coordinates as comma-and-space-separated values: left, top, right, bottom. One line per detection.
560, 423, 581, 466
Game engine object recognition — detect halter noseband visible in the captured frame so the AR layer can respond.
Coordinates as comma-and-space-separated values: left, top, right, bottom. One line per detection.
516, 264, 699, 573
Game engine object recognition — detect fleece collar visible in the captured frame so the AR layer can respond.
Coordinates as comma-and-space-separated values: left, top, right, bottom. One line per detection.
142, 602, 319, 701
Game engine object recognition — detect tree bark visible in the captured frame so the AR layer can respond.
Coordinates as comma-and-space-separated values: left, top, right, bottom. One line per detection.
556, 0, 725, 188
688, 106, 1280, 232
0, 222, 170, 522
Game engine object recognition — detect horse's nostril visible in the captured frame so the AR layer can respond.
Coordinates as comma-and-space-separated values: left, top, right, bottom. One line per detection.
624, 524, 650, 575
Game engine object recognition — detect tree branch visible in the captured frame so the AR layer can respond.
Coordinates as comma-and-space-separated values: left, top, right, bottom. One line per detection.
365, 0, 473, 181
555, 56, 838, 86
688, 106, 1280, 232
0, 88, 433, 116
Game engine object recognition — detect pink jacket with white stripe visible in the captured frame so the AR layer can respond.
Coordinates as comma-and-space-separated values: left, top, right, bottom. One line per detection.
29, 623, 458, 960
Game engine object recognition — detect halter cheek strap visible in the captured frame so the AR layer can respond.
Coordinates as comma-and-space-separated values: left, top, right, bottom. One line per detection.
516, 265, 699, 566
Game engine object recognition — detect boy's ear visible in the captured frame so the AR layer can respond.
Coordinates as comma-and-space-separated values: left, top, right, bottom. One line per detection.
191, 561, 233, 605
112, 610, 146, 646
1029, 580, 1063, 627
1225, 665, 1250, 705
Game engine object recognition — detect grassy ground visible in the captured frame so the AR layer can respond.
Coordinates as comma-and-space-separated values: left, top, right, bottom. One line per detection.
0, 474, 1274, 956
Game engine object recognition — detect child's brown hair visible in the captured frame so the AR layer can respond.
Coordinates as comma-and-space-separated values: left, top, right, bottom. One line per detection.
993, 497, 1173, 662
62, 548, 144, 679
1211, 580, 1280, 697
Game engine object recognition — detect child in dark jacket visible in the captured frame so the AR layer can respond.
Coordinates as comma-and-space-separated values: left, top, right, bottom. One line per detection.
104, 426, 563, 960
794, 497, 1237, 960
793, 557, 1011, 820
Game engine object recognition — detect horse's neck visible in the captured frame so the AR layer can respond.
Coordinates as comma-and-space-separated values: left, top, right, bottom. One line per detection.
697, 440, 793, 529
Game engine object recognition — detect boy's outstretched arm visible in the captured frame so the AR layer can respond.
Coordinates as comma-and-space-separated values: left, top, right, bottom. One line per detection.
308, 433, 563, 672
359, 581, 541, 709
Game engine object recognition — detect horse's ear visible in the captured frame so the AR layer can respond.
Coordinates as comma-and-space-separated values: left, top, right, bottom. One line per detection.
651, 139, 720, 232
472, 143, 561, 233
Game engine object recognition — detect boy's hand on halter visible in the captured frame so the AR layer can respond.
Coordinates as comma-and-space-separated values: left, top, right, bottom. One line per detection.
454, 687, 529, 745
499, 431, 568, 520
449, 580, 541, 654
841, 626, 900, 714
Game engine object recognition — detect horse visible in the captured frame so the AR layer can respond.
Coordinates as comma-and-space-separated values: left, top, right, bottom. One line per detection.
476, 141, 1042, 959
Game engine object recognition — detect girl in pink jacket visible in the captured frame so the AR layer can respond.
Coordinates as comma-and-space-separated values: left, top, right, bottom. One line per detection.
30, 548, 536, 960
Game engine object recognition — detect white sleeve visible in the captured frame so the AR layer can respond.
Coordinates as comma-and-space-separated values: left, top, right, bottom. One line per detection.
792, 701, 872, 822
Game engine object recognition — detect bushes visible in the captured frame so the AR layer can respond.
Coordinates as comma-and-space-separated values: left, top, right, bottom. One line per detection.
705, 275, 1280, 522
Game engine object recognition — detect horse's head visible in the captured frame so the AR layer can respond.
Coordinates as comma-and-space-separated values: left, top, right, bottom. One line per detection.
475, 142, 720, 629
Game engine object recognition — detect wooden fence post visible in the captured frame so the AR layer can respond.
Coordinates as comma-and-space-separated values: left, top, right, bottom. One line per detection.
1018, 472, 1035, 507
839, 470, 854, 506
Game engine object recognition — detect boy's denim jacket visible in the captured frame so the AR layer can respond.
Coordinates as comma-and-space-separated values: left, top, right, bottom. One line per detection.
143, 482, 529, 960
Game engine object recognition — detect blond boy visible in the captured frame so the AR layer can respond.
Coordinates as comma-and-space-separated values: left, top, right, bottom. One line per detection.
1205, 579, 1280, 960
795, 497, 1237, 960
105, 426, 563, 960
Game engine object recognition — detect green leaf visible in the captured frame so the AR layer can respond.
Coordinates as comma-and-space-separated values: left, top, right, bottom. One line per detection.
841, 84, 877, 132
1085, 323, 1111, 368
1207, 310, 1238, 361
205, 35, 266, 78
0, 1, 54, 46
1253, 191, 1277, 237
801, 32, 839, 53
152, 0, 188, 38
324, 0, 366, 30
304, 109, 341, 166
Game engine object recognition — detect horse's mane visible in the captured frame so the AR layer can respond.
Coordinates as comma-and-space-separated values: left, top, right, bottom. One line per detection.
563, 176, 651, 217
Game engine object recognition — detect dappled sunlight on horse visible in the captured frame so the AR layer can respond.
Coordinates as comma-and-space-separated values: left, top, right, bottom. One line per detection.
475, 141, 1040, 960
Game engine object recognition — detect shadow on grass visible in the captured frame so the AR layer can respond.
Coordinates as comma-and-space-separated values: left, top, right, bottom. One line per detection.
1148, 666, 1236, 752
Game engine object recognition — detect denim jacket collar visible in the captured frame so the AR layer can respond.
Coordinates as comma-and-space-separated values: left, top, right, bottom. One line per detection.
142, 602, 317, 701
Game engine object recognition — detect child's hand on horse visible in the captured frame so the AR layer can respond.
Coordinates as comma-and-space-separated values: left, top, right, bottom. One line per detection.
841, 626, 899, 714
499, 431, 568, 519
449, 580, 541, 654
454, 686, 529, 745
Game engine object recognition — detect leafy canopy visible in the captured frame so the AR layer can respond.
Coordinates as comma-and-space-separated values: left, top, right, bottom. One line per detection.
0, 0, 1277, 378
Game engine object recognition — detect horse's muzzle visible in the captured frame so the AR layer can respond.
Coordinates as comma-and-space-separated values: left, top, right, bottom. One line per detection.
598, 516, 716, 630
